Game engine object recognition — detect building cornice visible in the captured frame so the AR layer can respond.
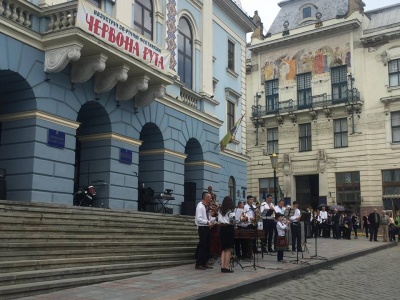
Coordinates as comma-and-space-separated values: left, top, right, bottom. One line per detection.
185, 160, 222, 169
248, 19, 361, 53
139, 149, 187, 160
214, 0, 256, 33
220, 148, 250, 163
78, 133, 142, 147
162, 93, 223, 128
0, 111, 80, 129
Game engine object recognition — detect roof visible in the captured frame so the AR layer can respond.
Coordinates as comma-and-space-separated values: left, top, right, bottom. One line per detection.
268, 0, 349, 35
365, 3, 400, 33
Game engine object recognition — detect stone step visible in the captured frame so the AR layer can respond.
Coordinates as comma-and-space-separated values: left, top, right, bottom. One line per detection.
0, 253, 195, 273
0, 201, 194, 222
0, 260, 192, 287
0, 213, 195, 227
0, 246, 196, 261
0, 271, 155, 300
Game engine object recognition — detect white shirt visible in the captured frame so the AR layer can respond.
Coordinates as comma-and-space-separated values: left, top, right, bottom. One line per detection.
260, 201, 275, 220
235, 208, 247, 227
275, 205, 286, 215
218, 211, 234, 224
244, 203, 255, 225
276, 221, 289, 236
195, 202, 209, 227
289, 208, 301, 223
320, 210, 328, 222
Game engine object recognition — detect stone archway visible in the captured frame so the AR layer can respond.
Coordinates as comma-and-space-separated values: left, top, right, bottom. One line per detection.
75, 101, 112, 207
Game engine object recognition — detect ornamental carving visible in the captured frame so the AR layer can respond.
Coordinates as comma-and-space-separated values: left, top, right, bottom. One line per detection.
71, 54, 108, 84
116, 76, 150, 101
94, 65, 129, 94
44, 44, 82, 73
135, 85, 166, 107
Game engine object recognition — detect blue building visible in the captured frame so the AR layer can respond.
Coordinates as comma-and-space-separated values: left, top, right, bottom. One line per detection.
0, 0, 254, 213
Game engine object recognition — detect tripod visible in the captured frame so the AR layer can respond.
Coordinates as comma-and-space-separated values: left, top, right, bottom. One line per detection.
289, 223, 309, 265
309, 235, 328, 261
242, 229, 265, 270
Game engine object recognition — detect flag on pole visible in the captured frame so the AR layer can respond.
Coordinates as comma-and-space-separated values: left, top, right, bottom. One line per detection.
278, 183, 284, 199
220, 114, 245, 151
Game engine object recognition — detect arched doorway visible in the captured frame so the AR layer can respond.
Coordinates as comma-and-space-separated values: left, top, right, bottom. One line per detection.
182, 138, 204, 215
75, 101, 111, 207
0, 70, 36, 200
138, 122, 164, 211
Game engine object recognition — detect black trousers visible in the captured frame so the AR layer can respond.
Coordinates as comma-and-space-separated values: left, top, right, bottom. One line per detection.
370, 225, 379, 241
291, 223, 302, 252
263, 219, 275, 251
196, 226, 210, 266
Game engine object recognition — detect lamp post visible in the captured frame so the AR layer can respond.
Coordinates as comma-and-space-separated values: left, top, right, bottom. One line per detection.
270, 152, 279, 205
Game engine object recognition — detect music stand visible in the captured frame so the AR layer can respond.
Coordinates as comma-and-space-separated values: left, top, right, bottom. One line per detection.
288, 223, 310, 265
309, 234, 328, 261
242, 229, 265, 270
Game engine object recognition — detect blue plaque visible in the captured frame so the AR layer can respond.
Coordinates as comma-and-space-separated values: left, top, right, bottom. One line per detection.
47, 129, 65, 149
120, 148, 132, 164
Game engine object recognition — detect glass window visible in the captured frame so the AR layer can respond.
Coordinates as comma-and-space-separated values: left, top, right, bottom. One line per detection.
228, 40, 235, 71
265, 79, 279, 114
299, 123, 312, 152
227, 101, 235, 133
392, 111, 400, 143
229, 176, 236, 201
331, 65, 348, 103
259, 178, 276, 202
336, 171, 361, 212
303, 7, 311, 19
334, 118, 348, 148
267, 127, 279, 155
389, 59, 400, 87
178, 17, 193, 89
134, 0, 153, 40
297, 73, 312, 109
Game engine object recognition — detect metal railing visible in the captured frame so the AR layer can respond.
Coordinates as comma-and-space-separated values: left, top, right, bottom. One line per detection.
251, 88, 361, 118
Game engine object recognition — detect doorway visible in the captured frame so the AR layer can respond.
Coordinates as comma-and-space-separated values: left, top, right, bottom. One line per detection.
295, 175, 319, 210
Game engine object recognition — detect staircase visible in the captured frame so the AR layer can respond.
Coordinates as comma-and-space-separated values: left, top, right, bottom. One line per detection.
0, 200, 198, 299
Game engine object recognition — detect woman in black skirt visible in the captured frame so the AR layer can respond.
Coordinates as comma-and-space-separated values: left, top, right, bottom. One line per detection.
218, 196, 235, 273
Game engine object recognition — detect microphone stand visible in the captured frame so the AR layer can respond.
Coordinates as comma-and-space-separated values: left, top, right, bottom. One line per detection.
290, 222, 310, 265
309, 232, 328, 261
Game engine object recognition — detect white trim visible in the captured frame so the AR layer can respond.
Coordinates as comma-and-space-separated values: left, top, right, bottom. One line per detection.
0, 111, 80, 129
139, 148, 187, 159
78, 133, 142, 147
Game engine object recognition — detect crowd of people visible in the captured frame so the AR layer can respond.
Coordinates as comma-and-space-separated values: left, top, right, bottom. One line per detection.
194, 188, 400, 272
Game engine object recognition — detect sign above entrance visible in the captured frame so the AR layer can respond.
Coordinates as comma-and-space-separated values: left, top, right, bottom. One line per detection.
75, 0, 170, 73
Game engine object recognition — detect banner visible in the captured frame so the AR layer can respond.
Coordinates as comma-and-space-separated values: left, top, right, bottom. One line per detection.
75, 0, 170, 73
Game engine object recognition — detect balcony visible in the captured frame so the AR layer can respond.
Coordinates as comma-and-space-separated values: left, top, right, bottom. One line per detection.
251, 88, 362, 120
0, 0, 173, 106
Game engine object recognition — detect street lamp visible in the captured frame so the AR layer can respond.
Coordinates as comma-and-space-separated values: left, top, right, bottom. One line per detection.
270, 152, 279, 205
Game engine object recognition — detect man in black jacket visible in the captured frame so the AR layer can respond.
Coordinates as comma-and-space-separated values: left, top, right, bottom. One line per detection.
368, 208, 380, 242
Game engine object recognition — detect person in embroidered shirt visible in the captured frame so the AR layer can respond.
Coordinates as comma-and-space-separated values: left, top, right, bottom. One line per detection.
260, 194, 276, 253
218, 196, 235, 273
289, 201, 302, 252
276, 213, 290, 262
194, 192, 214, 270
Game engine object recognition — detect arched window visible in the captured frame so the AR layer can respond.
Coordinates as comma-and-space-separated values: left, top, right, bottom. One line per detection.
134, 0, 153, 39
178, 17, 193, 89
229, 176, 236, 201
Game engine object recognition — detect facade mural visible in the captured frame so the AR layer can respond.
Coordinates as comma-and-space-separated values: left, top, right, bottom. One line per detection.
262, 35, 351, 84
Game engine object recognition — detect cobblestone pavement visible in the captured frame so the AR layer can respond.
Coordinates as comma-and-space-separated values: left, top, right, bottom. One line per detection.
234, 244, 400, 300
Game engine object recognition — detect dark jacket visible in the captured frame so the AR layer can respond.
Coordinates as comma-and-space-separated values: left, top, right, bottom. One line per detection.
368, 212, 380, 227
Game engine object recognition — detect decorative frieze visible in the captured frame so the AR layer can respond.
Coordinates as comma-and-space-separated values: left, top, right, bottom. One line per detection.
71, 54, 108, 84
44, 44, 82, 73
94, 65, 129, 94
116, 76, 150, 101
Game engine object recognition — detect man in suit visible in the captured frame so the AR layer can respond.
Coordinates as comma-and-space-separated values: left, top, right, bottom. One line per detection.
331, 208, 340, 239
368, 208, 380, 242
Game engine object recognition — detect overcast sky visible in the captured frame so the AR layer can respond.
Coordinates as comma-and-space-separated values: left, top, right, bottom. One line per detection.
240, 0, 400, 33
